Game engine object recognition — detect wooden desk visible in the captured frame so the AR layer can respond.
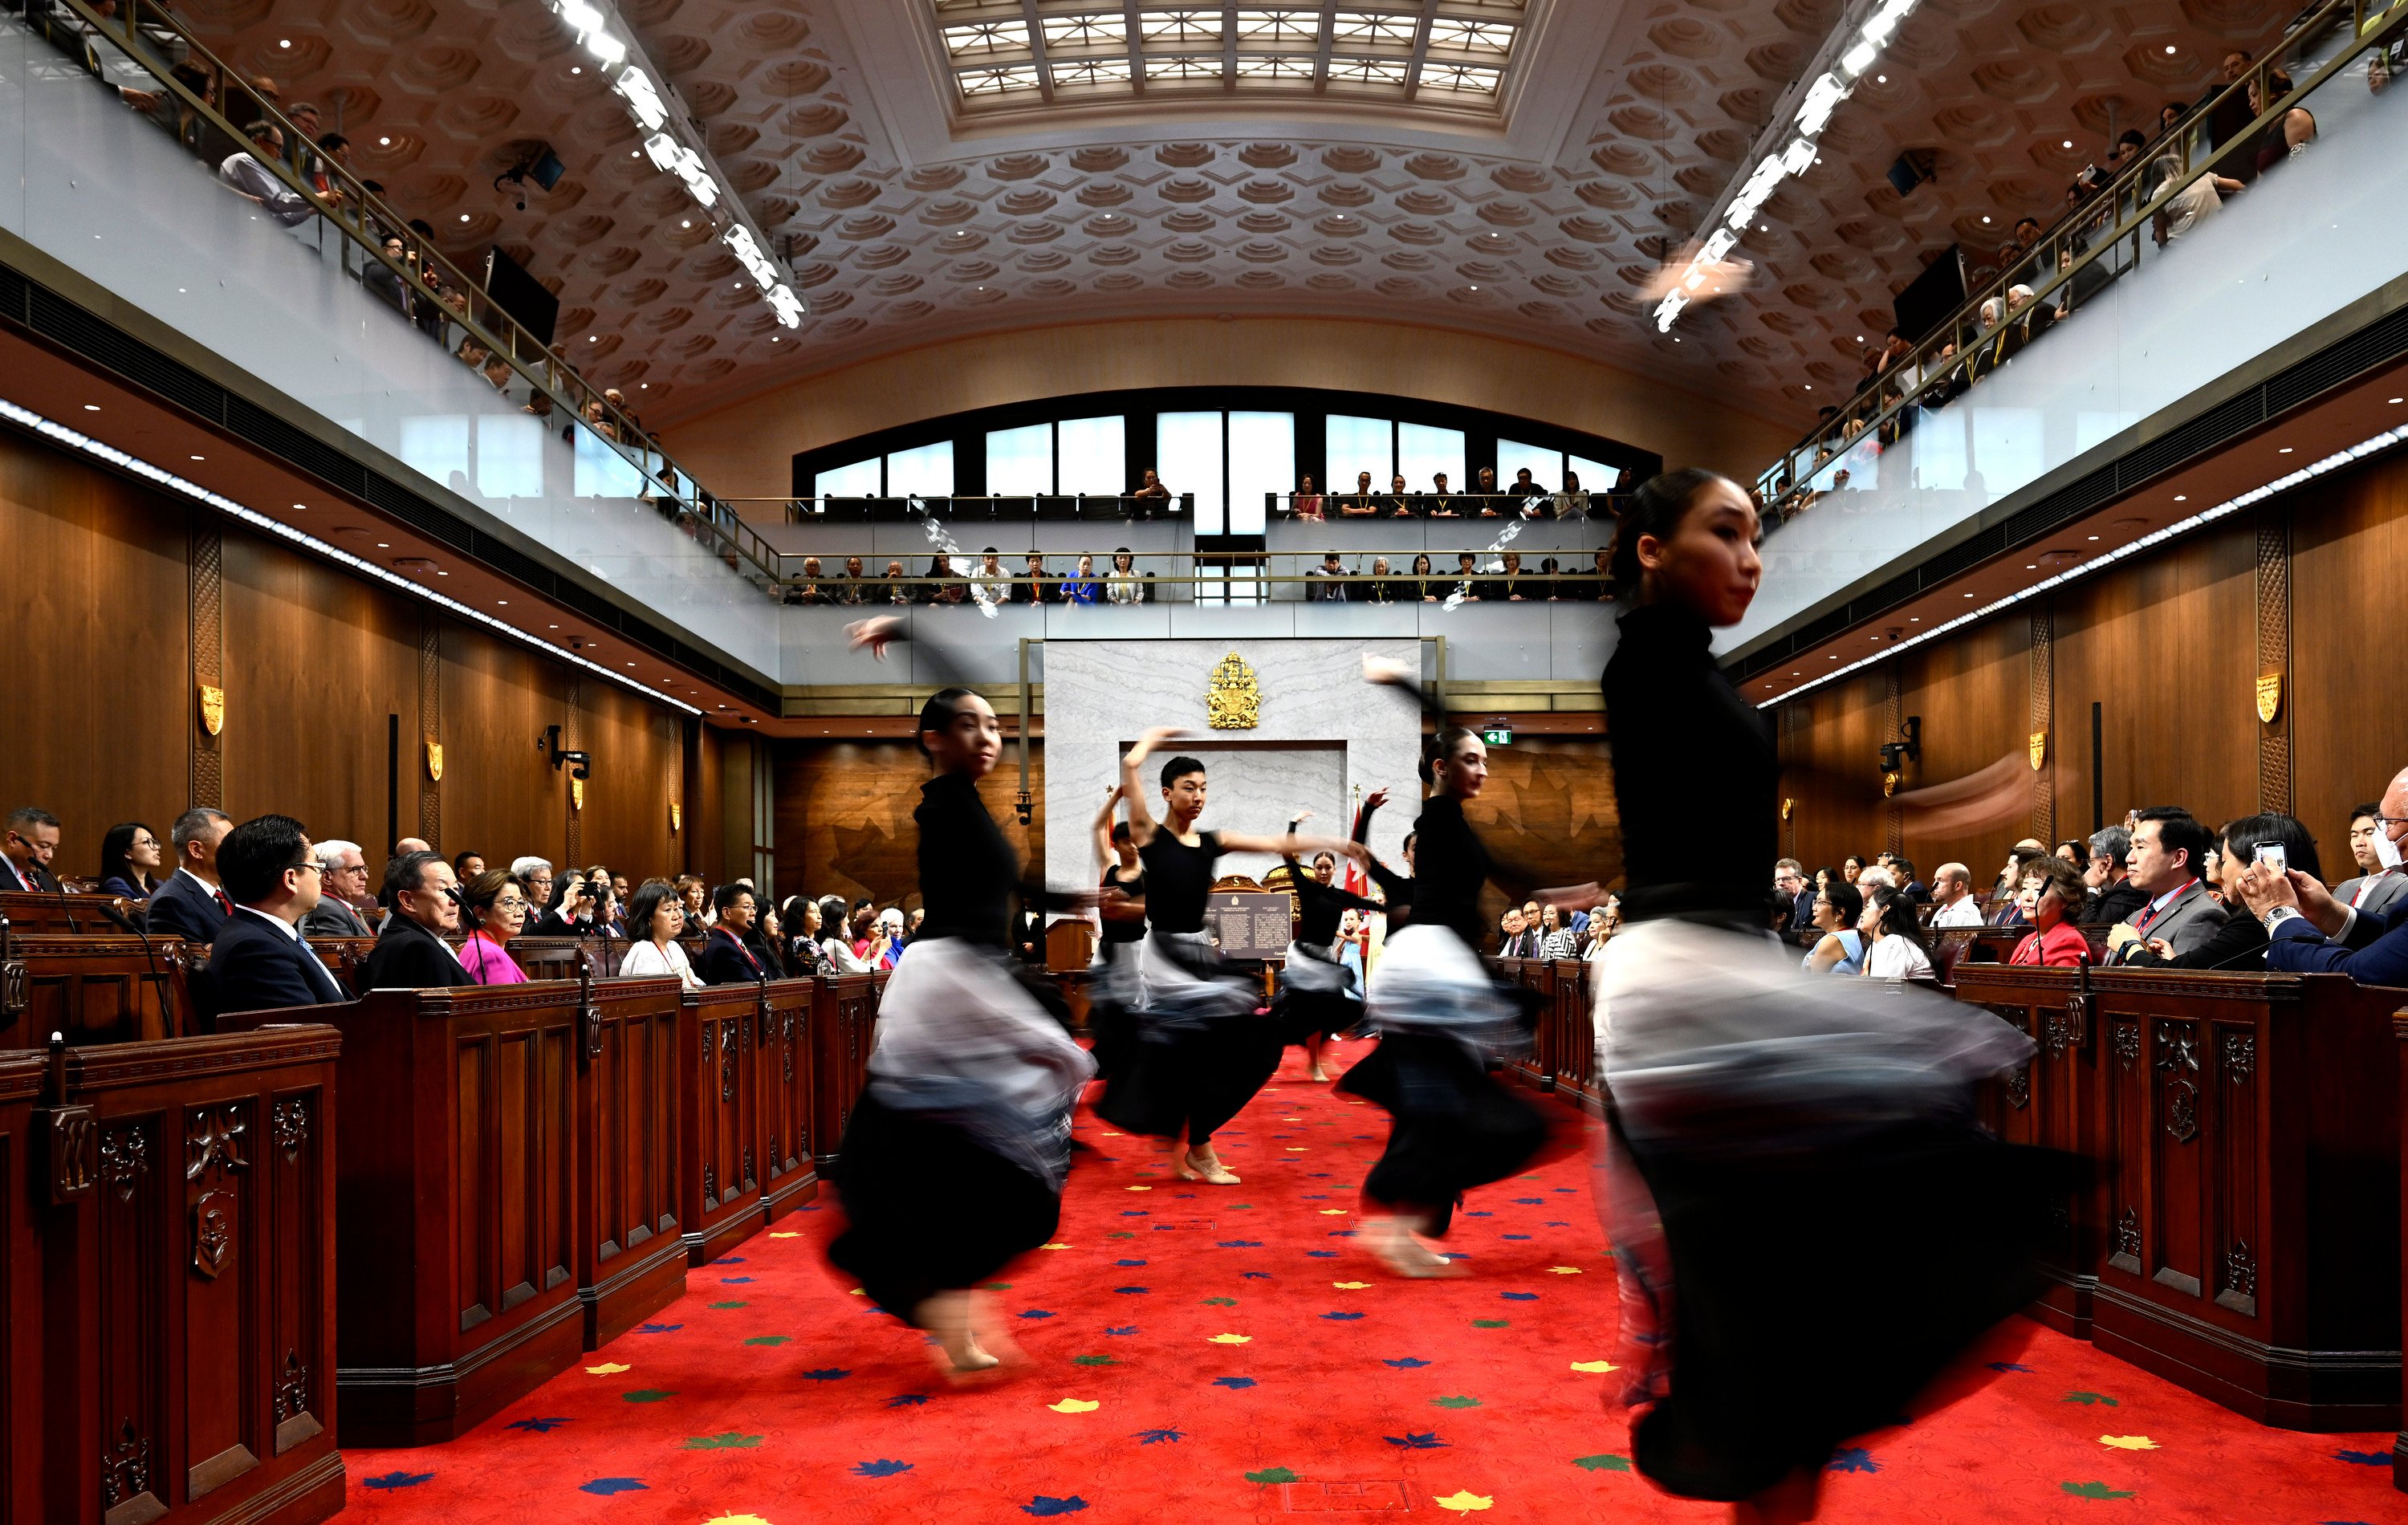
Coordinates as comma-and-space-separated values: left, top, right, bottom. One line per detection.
0, 932, 194, 1047
677, 978, 820, 1269
1954, 965, 2401, 1430
0, 893, 136, 934
811, 974, 879, 1168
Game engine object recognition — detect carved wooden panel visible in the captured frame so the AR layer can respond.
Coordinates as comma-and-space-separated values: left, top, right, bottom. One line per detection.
188, 515, 222, 812
577, 981, 685, 1351
811, 976, 880, 1168
2255, 509, 2292, 815
679, 986, 778, 1264
8, 937, 191, 1048
759, 982, 816, 1215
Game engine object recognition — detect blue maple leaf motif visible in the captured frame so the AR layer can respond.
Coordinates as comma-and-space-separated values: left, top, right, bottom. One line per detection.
1556, 1187, 1575, 1193
1019, 1310, 1056, 1320
1440, 1252, 1468, 1260
1328, 1231, 1357, 1238
1309, 1173, 1333, 1178
1322, 1311, 1365, 1320
1306, 1250, 1338, 1258
799, 1203, 822, 1210
578, 1478, 648, 1496
1513, 1198, 1544, 1205
1463, 1210, 1494, 1218
2334, 1450, 2392, 1466
1988, 1361, 2033, 1372
852, 1459, 914, 1478
1115, 1259, 1148, 1267
1121, 1210, 1150, 1217
1826, 1449, 1881, 1474
719, 1275, 756, 1283
1502, 1234, 1531, 1241
1544, 1221, 1570, 1227
1241, 1271, 1271, 1279
1499, 1292, 1536, 1300
362, 1471, 433, 1490
803, 1368, 852, 1381
708, 1256, 747, 1265
506, 1417, 573, 1433
1383, 1357, 1430, 1368
885, 1393, 930, 1408
637, 1322, 681, 1334
1106, 1325, 1139, 1336
1133, 1428, 1185, 1444
1217, 1240, 1263, 1248
1303, 1194, 1329, 1199
1385, 1432, 1449, 1449
1114, 1287, 1150, 1295
1023, 1495, 1089, 1516
1213, 1376, 1257, 1389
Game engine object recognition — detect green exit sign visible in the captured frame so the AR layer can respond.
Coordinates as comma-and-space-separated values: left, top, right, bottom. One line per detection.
1480, 726, 1514, 746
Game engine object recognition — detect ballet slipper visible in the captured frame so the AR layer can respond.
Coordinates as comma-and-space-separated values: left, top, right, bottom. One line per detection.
1176, 1149, 1241, 1185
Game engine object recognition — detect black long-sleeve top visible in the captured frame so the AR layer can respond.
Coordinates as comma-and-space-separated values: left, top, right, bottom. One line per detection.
1601, 601, 1779, 924
1410, 795, 1535, 947
914, 771, 1055, 950
1283, 813, 1383, 943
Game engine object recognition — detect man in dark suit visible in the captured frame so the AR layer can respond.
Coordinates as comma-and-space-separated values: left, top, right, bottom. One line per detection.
2247, 767, 2408, 985
207, 814, 351, 1017
1774, 860, 1816, 945
148, 807, 234, 946
0, 806, 61, 893
360, 850, 476, 990
1496, 908, 1539, 959
694, 884, 769, 985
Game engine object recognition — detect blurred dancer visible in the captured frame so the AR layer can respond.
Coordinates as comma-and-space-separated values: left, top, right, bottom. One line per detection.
1349, 665, 1597, 1276
1096, 730, 1365, 1184
1594, 470, 2047, 1520
1271, 800, 1388, 1080
825, 620, 1095, 1376
1087, 784, 1146, 1084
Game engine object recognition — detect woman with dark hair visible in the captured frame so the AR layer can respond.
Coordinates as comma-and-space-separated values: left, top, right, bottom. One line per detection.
1859, 885, 1934, 980
457, 869, 531, 985
2054, 837, 2089, 872
1594, 467, 2044, 1522
619, 878, 700, 990
1096, 732, 1365, 1185
1801, 880, 1865, 974
1839, 853, 1867, 885
1409, 551, 1435, 602
821, 625, 1097, 1375
2123, 813, 2317, 972
1270, 795, 1389, 1083
98, 821, 163, 901
816, 894, 873, 974
2008, 856, 2093, 968
783, 896, 832, 976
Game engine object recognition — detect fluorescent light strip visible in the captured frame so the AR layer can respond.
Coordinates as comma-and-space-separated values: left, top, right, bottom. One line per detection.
1751, 425, 2408, 710
0, 397, 705, 717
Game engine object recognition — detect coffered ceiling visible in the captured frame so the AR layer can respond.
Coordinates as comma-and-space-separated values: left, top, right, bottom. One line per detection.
176, 0, 2292, 447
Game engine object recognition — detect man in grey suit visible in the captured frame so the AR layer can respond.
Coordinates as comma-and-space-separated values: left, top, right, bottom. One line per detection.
2334, 802, 2408, 920
299, 839, 376, 937
2105, 807, 2226, 963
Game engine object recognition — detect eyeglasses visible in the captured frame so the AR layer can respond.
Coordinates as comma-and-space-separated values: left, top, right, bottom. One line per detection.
287, 860, 322, 876
494, 898, 528, 913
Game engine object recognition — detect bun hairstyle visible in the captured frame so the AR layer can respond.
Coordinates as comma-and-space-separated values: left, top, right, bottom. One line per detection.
1608, 467, 1735, 597
1419, 725, 1479, 786
915, 685, 978, 760
1160, 755, 1206, 791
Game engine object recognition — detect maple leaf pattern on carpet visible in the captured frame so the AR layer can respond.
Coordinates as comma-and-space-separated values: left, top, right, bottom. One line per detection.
332, 1042, 2398, 1521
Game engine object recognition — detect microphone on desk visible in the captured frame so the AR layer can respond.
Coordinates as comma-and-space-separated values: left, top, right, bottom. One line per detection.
96, 900, 171, 1031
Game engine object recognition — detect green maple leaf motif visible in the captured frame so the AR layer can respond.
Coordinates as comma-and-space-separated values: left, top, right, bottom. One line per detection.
1108, 1232, 1137, 1239
682, 1433, 764, 1450
1072, 1355, 1118, 1366
1573, 1454, 1631, 1472
1232, 1204, 1253, 1210
1470, 1319, 1510, 1328
1430, 1396, 1483, 1409
1245, 1466, 1300, 1484
2060, 1481, 2136, 1499
984, 1283, 1013, 1291
708, 1300, 747, 1309
2063, 1392, 2120, 1406
621, 1389, 677, 1403
743, 1336, 790, 1346
1200, 1297, 1238, 1307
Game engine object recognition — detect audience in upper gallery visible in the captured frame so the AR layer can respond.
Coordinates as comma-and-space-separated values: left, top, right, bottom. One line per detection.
1859, 885, 1935, 980
619, 878, 702, 990
2105, 807, 2227, 963
1060, 553, 1103, 604
97, 820, 162, 901
694, 883, 770, 986
880, 559, 914, 604
361, 851, 475, 990
2243, 765, 2408, 984
1928, 860, 1985, 928
2336, 801, 2407, 916
455, 870, 531, 985
2, 806, 63, 894
975, 549, 1015, 606
300, 840, 375, 936
218, 120, 322, 226
1291, 477, 1324, 521
206, 814, 350, 1015
2007, 856, 2093, 967
1015, 553, 1052, 604
148, 807, 233, 946
1803, 880, 1867, 974
1307, 550, 1351, 602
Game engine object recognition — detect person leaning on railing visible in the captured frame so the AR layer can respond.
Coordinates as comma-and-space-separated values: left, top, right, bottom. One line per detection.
218, 120, 321, 226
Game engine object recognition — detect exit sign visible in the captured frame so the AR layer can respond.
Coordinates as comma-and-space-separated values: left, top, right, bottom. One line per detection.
1480, 726, 1513, 746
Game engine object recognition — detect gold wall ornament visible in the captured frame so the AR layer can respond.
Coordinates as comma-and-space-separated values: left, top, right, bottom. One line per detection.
1780, 796, 1796, 823
2029, 730, 2048, 771
571, 778, 585, 813
425, 739, 444, 783
1206, 652, 1259, 730
2255, 673, 2284, 725
197, 684, 225, 737
1881, 771, 1900, 799
670, 802, 682, 833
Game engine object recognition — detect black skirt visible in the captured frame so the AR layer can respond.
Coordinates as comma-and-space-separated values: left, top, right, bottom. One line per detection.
826, 1089, 1062, 1326
1340, 1031, 1556, 1234
1092, 1015, 1283, 1142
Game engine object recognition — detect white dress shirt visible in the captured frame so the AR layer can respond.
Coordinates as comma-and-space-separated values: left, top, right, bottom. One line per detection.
621, 937, 702, 990
1931, 896, 1985, 929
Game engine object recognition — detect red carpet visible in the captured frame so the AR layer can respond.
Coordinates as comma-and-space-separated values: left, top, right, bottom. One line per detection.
338, 1040, 2396, 1523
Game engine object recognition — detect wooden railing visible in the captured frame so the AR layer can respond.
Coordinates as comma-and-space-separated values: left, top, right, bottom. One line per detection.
1488, 958, 1599, 1108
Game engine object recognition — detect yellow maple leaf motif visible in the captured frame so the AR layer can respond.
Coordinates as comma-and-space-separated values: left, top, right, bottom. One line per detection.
2098, 1435, 2158, 1450
1547, 1266, 1583, 1275
769, 1231, 800, 1239
849, 1287, 867, 1295
1569, 1360, 1619, 1373
1100, 1131, 1123, 1137
1319, 1208, 1348, 1215
1434, 1491, 1494, 1512
702, 1515, 775, 1525
1126, 1185, 1153, 1192
1285, 1147, 1308, 1153
1047, 1398, 1100, 1413
1208, 1333, 1252, 1344
584, 1362, 630, 1375
1332, 1281, 1372, 1291
1041, 1242, 1072, 1250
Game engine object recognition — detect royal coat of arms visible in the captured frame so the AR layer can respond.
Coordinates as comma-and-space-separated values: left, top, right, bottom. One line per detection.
2255, 673, 2283, 725
197, 684, 225, 737
1206, 653, 1259, 730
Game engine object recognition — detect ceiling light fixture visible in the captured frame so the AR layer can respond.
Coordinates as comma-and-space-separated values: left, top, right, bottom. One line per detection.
278, 39, 291, 48
378, 136, 391, 146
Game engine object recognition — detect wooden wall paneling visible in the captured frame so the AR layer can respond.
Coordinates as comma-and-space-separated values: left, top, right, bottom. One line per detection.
1881, 661, 1904, 856
721, 736, 753, 893
1780, 673, 1887, 874
416, 620, 441, 848
561, 676, 583, 871
1458, 738, 1617, 918
435, 629, 567, 873
2256, 508, 2292, 815
0, 1055, 40, 1525
2286, 457, 2408, 844
755, 978, 817, 1220
2031, 607, 2055, 847
690, 726, 726, 889
575, 976, 685, 1350
771, 742, 1048, 916
573, 685, 680, 885
189, 516, 224, 812
1897, 615, 2030, 886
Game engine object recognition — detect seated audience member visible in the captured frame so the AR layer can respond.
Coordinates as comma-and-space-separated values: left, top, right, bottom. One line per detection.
2246, 785, 2408, 983
881, 559, 917, 605
98, 820, 163, 901
1423, 473, 1458, 517
2247, 67, 2316, 173
2336, 801, 2408, 917
1859, 885, 1935, 979
1306, 550, 1352, 603
394, 836, 432, 856
2126, 812, 2316, 972
1988, 844, 2045, 925
1407, 553, 1436, 601
677, 876, 710, 929
610, 870, 631, 906
2105, 807, 2226, 963
620, 879, 702, 990
817, 895, 873, 974
976, 548, 1015, 606
1496, 907, 1536, 958
1537, 905, 1580, 959
1841, 853, 1868, 885
874, 908, 909, 970
695, 883, 770, 985
2054, 838, 2090, 872
510, 857, 556, 918
148, 807, 234, 945
835, 555, 871, 604
2008, 856, 2093, 967
207, 814, 350, 1015
1015, 553, 1053, 605
1772, 859, 1816, 942
789, 557, 830, 604
1363, 557, 1400, 604
1587, 547, 1613, 600
1929, 861, 1985, 927
1854, 864, 1896, 894
2081, 825, 2145, 924
1492, 551, 1533, 601
1803, 880, 1867, 974
1338, 471, 1379, 518
453, 850, 486, 880
1129, 469, 1172, 506
1384, 474, 1415, 518
299, 839, 375, 935
2, 806, 61, 893
782, 896, 832, 975
1885, 854, 1928, 901
925, 554, 967, 606
219, 120, 317, 226
456, 869, 531, 985
1291, 476, 1324, 520
1061, 553, 1103, 604
529, 868, 597, 936
1450, 551, 1483, 601
1556, 470, 1590, 519
850, 897, 877, 958
360, 851, 475, 989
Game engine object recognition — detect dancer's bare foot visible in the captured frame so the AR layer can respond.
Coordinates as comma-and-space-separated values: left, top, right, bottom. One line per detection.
917, 1291, 1001, 1376
1175, 1148, 1242, 1185
1361, 1216, 1460, 1278
1307, 1067, 1332, 1083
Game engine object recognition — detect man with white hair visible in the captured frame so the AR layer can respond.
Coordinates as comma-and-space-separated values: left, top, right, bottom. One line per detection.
1930, 863, 1984, 928
299, 839, 374, 936
875, 907, 907, 970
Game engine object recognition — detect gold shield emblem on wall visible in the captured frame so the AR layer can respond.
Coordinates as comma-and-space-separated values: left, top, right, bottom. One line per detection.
1206, 652, 1259, 730
2029, 730, 2048, 771
1881, 771, 1900, 799
670, 802, 682, 833
571, 778, 586, 813
425, 739, 444, 782
2255, 673, 2284, 725
197, 684, 225, 737
1780, 796, 1796, 823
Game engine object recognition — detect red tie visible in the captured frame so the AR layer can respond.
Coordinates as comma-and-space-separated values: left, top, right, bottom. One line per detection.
214, 889, 232, 915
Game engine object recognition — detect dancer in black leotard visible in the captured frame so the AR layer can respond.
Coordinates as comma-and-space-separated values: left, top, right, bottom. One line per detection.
1095, 728, 1365, 1185
1269, 797, 1389, 1080
1593, 471, 2048, 1522
1087, 785, 1145, 1084
824, 624, 1096, 1377
1344, 666, 1600, 1277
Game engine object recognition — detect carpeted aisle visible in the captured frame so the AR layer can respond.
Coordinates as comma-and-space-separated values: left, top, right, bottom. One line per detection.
338, 1039, 2398, 1523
